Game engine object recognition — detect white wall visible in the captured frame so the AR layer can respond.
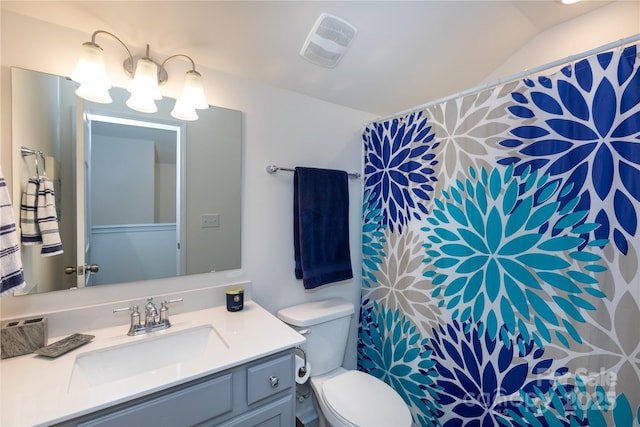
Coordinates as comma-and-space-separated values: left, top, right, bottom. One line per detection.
484, 1, 640, 84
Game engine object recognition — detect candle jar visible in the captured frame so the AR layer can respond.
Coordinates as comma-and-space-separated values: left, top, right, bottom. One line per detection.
225, 287, 244, 312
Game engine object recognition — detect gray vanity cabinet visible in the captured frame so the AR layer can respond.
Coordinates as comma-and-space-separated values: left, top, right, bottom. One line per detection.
54, 350, 295, 427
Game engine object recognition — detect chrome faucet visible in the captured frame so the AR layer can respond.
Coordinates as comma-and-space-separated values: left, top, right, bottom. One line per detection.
114, 297, 183, 336
145, 298, 159, 327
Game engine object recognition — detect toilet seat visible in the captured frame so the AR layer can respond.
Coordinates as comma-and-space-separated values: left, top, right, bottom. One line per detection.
321, 370, 412, 427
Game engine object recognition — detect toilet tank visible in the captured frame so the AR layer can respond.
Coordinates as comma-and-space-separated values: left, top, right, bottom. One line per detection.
277, 299, 354, 376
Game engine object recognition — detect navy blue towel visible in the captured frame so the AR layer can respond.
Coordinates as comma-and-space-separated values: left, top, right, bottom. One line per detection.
294, 167, 353, 289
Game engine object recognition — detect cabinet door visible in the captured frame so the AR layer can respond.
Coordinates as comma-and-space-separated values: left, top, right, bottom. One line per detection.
78, 373, 232, 427
215, 395, 294, 427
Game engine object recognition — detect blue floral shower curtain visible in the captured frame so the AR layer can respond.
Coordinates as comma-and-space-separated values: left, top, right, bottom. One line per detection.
359, 44, 640, 426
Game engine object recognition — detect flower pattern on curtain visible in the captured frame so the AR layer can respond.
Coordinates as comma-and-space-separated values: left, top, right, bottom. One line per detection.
359, 44, 640, 426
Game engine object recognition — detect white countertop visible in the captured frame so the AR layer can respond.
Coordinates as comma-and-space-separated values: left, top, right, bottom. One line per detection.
0, 301, 304, 427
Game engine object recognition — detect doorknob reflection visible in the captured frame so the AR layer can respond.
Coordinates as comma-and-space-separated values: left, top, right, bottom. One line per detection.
64, 264, 100, 275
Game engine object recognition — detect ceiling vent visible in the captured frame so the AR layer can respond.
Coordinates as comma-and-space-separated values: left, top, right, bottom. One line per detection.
300, 13, 357, 68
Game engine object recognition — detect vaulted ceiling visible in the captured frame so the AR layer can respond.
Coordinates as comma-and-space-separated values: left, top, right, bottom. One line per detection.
1, 1, 615, 116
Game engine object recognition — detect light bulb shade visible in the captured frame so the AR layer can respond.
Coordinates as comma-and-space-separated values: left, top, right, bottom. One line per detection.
71, 42, 112, 103
126, 92, 158, 113
128, 57, 162, 100
171, 99, 199, 121
70, 42, 111, 88
75, 83, 112, 104
178, 70, 209, 110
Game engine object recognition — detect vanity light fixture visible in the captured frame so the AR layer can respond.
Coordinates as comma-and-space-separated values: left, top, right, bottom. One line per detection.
70, 30, 208, 120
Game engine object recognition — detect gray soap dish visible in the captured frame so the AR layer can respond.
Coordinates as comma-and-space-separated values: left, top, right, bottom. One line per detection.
34, 333, 94, 358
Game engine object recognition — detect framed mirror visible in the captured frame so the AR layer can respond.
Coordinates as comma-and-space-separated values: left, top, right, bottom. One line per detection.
11, 67, 242, 295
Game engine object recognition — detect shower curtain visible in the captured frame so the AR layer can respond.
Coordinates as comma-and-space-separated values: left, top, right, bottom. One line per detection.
359, 44, 640, 426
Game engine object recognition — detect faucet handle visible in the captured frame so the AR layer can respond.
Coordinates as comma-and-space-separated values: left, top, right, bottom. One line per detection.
113, 304, 138, 315
159, 298, 183, 324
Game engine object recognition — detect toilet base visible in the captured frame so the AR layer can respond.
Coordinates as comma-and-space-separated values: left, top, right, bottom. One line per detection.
311, 392, 329, 427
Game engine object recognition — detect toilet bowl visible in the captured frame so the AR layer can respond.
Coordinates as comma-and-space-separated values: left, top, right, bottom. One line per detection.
277, 299, 412, 427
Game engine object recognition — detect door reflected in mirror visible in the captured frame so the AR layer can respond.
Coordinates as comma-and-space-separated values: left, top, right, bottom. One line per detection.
11, 67, 242, 295
82, 114, 183, 287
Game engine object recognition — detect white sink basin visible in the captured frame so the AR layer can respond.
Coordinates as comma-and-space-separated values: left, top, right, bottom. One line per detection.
68, 325, 228, 391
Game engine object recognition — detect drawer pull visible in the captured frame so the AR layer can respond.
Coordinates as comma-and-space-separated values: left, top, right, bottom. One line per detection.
269, 375, 279, 388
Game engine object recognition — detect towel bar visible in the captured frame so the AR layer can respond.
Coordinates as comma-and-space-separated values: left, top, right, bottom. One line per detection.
266, 164, 360, 179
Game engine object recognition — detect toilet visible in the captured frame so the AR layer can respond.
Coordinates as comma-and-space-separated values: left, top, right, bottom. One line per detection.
277, 299, 412, 427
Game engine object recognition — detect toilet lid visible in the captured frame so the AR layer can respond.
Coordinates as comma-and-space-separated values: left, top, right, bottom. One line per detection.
322, 370, 411, 426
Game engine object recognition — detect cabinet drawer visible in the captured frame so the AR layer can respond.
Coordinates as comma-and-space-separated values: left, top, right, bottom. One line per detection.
78, 373, 233, 427
247, 353, 294, 405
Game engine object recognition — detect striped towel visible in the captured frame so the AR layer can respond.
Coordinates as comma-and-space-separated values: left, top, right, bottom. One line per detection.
20, 177, 41, 245
0, 171, 25, 296
37, 176, 63, 256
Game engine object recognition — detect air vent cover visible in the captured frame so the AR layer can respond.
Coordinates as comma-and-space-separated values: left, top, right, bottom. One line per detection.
300, 13, 357, 68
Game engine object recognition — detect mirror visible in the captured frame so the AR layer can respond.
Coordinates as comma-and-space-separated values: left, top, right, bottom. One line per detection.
11, 67, 242, 295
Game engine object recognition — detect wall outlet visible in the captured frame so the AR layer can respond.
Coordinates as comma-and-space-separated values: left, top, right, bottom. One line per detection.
201, 213, 220, 228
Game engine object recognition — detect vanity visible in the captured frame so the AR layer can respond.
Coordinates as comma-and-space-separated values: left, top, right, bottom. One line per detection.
0, 289, 305, 427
